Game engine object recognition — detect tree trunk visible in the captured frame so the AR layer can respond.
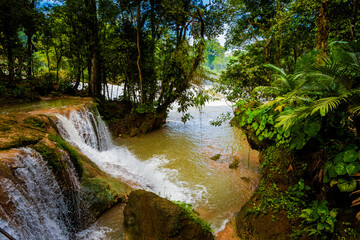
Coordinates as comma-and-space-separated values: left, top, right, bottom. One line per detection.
27, 34, 33, 79
275, 0, 282, 67
350, 0, 358, 41
46, 49, 51, 73
5, 33, 15, 85
74, 64, 81, 90
316, 0, 331, 62
136, 0, 144, 104
86, 0, 101, 99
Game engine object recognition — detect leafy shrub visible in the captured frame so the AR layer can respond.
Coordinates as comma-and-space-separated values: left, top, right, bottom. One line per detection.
234, 100, 321, 150
324, 145, 360, 192
300, 200, 338, 239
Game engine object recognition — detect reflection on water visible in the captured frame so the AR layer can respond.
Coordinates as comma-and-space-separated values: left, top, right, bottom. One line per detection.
116, 100, 260, 233
0, 97, 92, 113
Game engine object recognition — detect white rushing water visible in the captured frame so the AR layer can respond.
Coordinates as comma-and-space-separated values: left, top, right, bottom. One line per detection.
0, 148, 77, 240
54, 109, 207, 204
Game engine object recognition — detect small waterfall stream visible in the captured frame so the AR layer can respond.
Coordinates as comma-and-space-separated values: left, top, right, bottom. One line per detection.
0, 100, 259, 239
55, 109, 206, 203
0, 148, 78, 240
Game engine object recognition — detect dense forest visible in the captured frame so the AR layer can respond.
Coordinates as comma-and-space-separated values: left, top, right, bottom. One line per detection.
0, 0, 226, 114
2, 0, 360, 239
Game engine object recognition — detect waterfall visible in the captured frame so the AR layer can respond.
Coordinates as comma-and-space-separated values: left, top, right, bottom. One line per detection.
0, 148, 78, 240
54, 108, 207, 203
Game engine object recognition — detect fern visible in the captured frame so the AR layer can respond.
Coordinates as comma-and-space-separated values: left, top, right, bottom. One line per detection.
275, 106, 310, 130
310, 96, 348, 116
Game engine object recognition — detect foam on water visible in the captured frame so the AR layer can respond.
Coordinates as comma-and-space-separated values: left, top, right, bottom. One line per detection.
54, 109, 207, 204
75, 225, 113, 240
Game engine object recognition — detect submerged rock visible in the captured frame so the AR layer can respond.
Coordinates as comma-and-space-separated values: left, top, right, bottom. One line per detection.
124, 190, 214, 240
210, 153, 221, 161
229, 157, 240, 169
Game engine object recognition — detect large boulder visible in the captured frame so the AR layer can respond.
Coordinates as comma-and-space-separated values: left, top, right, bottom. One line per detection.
124, 190, 214, 240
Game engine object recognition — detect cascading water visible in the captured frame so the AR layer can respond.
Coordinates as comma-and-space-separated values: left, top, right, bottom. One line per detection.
54, 108, 207, 204
0, 148, 79, 240
0, 98, 259, 239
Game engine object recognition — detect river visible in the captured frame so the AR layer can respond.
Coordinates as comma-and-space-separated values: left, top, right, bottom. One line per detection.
0, 97, 260, 239
75, 99, 260, 239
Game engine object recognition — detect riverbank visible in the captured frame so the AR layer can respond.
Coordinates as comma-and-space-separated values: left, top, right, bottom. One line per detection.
232, 100, 360, 240
1, 97, 249, 239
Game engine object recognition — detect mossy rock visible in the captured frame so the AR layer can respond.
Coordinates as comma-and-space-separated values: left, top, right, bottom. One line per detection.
235, 195, 293, 240
210, 154, 221, 161
0, 114, 45, 150
124, 190, 214, 240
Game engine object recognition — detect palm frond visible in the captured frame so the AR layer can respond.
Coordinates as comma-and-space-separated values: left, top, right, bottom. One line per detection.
252, 85, 280, 96
310, 95, 349, 116
262, 96, 287, 108
263, 63, 286, 77
349, 106, 360, 116
275, 106, 311, 130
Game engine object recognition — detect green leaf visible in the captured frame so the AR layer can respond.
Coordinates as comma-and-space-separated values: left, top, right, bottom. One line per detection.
258, 135, 264, 141
337, 178, 357, 192
326, 216, 336, 228
346, 162, 360, 175
268, 115, 274, 125
343, 150, 358, 162
317, 202, 329, 215
300, 209, 312, 219
328, 166, 338, 178
330, 179, 337, 187
251, 122, 259, 130
329, 209, 337, 218
256, 129, 261, 136
284, 130, 290, 138
317, 222, 325, 231
324, 161, 333, 172
291, 132, 306, 150
334, 162, 347, 175
333, 152, 344, 163
323, 174, 330, 183
304, 122, 321, 138
344, 144, 358, 151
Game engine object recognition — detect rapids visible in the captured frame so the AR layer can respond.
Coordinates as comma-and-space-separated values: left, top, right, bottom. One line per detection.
0, 97, 259, 239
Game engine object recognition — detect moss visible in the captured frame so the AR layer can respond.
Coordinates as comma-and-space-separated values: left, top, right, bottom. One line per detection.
33, 142, 62, 171
10, 134, 43, 149
81, 176, 130, 217
49, 133, 84, 178
0, 124, 11, 132
173, 201, 214, 234
24, 116, 46, 130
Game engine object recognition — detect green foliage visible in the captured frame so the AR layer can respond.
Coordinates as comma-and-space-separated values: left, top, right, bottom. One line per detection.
324, 145, 360, 193
300, 200, 338, 239
250, 177, 312, 220
234, 99, 321, 150
210, 111, 232, 127
216, 45, 269, 101
172, 200, 214, 234
134, 102, 158, 115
